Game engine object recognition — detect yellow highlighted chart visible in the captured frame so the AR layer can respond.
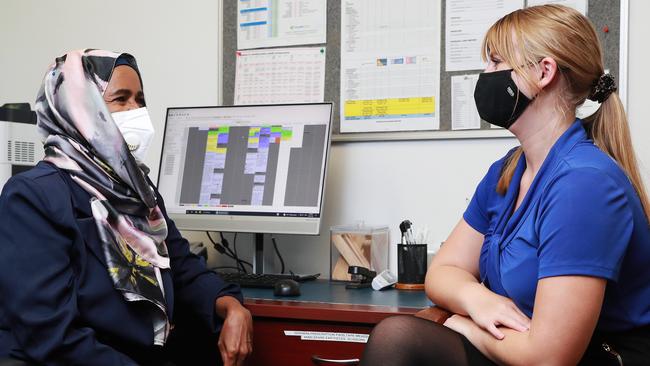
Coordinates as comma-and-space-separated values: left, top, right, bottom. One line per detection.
344, 97, 435, 120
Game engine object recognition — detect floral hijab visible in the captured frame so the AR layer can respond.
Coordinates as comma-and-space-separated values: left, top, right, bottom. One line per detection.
35, 49, 170, 345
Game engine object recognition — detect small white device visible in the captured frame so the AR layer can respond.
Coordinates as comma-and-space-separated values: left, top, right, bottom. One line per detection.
371, 269, 398, 291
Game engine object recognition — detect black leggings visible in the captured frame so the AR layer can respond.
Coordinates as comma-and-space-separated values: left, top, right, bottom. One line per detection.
360, 315, 494, 366
361, 316, 650, 366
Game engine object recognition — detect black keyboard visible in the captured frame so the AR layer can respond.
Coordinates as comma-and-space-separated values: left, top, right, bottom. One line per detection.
216, 272, 319, 288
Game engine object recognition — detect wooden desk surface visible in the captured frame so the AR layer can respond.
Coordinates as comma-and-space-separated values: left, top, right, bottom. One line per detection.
242, 279, 431, 323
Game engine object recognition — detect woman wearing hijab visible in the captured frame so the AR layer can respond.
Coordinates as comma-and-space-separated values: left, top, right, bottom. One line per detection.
0, 49, 252, 366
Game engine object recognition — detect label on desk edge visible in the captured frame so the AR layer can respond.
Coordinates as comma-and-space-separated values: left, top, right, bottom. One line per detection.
284, 330, 369, 343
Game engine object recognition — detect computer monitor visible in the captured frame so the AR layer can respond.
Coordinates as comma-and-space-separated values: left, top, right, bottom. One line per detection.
157, 103, 333, 241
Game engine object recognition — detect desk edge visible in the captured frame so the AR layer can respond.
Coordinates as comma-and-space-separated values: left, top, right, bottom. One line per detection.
245, 298, 423, 324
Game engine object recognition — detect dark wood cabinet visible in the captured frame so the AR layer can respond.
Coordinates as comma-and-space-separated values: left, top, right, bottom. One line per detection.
242, 281, 429, 366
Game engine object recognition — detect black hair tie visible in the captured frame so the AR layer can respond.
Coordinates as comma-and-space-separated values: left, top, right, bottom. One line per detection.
588, 73, 617, 103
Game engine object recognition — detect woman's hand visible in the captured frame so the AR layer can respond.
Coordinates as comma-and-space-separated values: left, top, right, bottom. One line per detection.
215, 296, 253, 366
443, 314, 475, 338
462, 283, 530, 339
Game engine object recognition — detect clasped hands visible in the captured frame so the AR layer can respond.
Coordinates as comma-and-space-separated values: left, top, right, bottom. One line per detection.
444, 283, 530, 340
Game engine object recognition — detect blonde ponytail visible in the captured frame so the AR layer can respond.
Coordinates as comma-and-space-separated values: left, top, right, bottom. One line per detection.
586, 93, 650, 220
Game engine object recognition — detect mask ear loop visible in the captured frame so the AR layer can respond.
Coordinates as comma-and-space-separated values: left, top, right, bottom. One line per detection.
508, 91, 522, 121
509, 67, 535, 120
522, 58, 548, 108
506, 61, 543, 124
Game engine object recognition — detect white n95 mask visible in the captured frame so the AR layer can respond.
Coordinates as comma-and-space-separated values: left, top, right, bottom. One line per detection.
111, 107, 155, 162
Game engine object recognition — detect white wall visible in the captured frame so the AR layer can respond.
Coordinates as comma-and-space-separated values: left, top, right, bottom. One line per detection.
1, 1, 648, 278
0, 0, 224, 180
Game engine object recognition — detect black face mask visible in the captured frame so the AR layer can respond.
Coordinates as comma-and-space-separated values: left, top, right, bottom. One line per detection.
474, 69, 533, 129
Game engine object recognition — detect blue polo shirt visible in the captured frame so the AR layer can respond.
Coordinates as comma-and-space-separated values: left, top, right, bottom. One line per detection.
463, 120, 650, 332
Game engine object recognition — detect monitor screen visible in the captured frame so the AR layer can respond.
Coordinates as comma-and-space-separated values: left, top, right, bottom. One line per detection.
157, 103, 333, 235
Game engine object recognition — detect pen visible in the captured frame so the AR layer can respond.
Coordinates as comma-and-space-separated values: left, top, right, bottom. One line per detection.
407, 225, 415, 245
399, 220, 406, 244
399, 220, 413, 245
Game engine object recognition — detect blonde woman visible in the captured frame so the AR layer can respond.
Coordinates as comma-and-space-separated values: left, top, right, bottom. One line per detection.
361, 5, 649, 365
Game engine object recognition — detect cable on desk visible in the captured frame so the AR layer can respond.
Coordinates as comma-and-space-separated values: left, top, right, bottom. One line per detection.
220, 232, 249, 273
270, 235, 286, 274
232, 232, 239, 263
206, 231, 252, 273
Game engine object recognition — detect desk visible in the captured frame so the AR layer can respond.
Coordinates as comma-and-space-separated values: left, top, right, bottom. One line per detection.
242, 280, 430, 365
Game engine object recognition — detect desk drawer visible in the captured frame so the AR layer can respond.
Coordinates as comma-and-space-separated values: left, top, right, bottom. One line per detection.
247, 318, 372, 366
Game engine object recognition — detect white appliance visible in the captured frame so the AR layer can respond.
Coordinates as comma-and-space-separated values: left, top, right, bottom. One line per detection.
0, 104, 43, 190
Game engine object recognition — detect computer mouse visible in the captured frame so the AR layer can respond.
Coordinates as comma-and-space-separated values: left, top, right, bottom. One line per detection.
273, 279, 301, 297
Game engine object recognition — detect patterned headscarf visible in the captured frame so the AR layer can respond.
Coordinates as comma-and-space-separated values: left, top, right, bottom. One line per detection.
35, 49, 170, 345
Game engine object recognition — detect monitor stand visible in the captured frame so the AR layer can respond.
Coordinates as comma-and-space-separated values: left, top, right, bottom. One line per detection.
253, 233, 265, 274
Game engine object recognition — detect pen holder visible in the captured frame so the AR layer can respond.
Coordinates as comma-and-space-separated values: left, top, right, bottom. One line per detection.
396, 244, 427, 290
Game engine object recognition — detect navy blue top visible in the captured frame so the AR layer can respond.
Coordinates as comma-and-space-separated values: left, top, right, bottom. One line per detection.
0, 162, 242, 365
463, 120, 650, 332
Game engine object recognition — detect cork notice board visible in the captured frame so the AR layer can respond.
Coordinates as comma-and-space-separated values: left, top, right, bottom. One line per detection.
222, 0, 628, 142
